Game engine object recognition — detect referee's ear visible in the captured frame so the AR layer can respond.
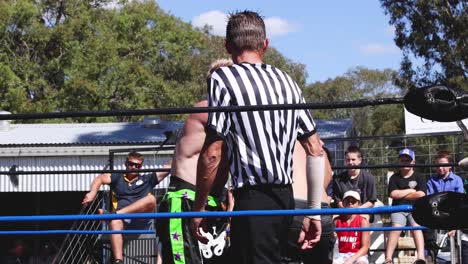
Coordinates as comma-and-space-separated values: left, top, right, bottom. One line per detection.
262, 39, 269, 52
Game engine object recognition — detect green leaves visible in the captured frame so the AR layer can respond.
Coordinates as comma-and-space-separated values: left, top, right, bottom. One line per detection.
0, 0, 310, 122
380, 0, 467, 90
304, 67, 403, 136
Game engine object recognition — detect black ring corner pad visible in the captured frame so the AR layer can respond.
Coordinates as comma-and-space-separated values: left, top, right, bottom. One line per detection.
412, 192, 468, 229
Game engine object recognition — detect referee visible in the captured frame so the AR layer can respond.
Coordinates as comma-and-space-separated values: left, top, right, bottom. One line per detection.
191, 10, 327, 264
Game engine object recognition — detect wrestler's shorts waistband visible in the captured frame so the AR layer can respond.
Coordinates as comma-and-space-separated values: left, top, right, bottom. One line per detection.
168, 176, 196, 191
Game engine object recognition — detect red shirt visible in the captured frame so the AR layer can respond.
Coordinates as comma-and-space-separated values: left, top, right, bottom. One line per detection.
335, 215, 363, 253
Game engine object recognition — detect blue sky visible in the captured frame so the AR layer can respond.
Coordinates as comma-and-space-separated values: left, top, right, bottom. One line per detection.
157, 0, 403, 84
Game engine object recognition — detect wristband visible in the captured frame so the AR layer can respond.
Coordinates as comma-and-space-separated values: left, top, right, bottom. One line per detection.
306, 155, 325, 220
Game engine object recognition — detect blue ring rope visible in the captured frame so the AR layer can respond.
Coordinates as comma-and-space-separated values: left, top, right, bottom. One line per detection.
0, 205, 412, 222
0, 226, 428, 235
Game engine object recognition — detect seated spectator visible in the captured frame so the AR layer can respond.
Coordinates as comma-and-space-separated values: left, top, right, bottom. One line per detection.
333, 190, 370, 264
81, 151, 170, 264
385, 148, 426, 264
424, 150, 465, 261
333, 146, 377, 209
427, 150, 465, 194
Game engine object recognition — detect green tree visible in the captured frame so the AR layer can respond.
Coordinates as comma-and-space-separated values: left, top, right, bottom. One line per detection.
0, 0, 307, 122
304, 67, 403, 136
380, 0, 467, 90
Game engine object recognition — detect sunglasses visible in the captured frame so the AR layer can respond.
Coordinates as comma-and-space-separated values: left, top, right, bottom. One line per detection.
126, 161, 143, 169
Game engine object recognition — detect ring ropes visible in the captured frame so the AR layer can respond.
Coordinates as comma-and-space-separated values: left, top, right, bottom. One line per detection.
0, 96, 459, 235
0, 205, 418, 235
0, 162, 462, 176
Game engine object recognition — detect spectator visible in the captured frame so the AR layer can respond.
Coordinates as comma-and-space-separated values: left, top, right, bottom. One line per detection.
385, 148, 426, 264
424, 150, 465, 261
82, 151, 170, 264
333, 146, 377, 209
427, 150, 465, 194
333, 190, 370, 264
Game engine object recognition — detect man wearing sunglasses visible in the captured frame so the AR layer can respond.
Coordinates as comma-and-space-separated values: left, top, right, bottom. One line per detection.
82, 151, 170, 264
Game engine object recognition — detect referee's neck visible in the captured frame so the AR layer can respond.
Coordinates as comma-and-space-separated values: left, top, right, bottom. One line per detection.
232, 51, 264, 65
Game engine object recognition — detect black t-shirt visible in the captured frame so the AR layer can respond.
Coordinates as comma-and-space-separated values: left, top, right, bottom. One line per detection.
387, 171, 427, 206
332, 170, 377, 205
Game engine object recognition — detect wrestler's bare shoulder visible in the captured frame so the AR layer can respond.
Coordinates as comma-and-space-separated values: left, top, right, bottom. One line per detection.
186, 100, 208, 123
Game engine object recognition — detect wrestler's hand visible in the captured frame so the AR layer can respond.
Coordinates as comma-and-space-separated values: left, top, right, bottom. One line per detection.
298, 217, 321, 250
191, 217, 209, 244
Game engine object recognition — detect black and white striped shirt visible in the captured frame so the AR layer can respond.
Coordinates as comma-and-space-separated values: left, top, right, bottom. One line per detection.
208, 62, 316, 189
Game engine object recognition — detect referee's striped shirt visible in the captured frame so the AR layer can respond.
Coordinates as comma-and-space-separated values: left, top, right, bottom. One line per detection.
207, 62, 316, 189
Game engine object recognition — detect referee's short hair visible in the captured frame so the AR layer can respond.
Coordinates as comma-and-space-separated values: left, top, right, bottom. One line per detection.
226, 10, 266, 53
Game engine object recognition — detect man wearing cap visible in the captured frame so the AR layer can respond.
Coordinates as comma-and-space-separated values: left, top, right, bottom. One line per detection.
384, 148, 427, 264
333, 190, 370, 264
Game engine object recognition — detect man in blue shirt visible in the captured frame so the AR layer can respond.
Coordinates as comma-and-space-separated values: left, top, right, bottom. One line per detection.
82, 151, 170, 264
427, 150, 465, 195
425, 150, 465, 262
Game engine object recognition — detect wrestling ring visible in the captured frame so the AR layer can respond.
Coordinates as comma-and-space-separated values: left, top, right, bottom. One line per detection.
0, 94, 466, 264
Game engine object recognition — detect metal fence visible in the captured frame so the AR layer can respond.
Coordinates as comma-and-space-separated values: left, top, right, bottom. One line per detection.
323, 131, 467, 205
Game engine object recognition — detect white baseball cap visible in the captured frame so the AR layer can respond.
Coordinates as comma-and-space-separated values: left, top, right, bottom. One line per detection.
343, 190, 361, 201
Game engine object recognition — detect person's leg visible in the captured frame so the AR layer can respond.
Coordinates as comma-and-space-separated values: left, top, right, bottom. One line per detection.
410, 229, 425, 260
355, 255, 369, 264
386, 230, 402, 263
422, 228, 437, 262
386, 212, 407, 263
155, 195, 175, 264
109, 219, 125, 261
409, 214, 425, 260
116, 194, 156, 214
230, 186, 294, 264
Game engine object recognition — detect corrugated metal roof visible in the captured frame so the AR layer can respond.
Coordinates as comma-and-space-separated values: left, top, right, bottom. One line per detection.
315, 118, 353, 139
0, 118, 351, 146
0, 118, 352, 192
0, 120, 184, 146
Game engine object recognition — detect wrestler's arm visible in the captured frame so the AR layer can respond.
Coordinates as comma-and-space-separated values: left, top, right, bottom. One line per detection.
193, 130, 224, 212
211, 146, 230, 198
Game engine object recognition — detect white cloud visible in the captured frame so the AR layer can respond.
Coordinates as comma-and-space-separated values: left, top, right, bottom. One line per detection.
192, 11, 297, 38
359, 43, 400, 55
264, 17, 298, 37
192, 10, 228, 36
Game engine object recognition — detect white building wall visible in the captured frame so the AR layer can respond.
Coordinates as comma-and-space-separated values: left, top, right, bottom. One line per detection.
0, 153, 172, 192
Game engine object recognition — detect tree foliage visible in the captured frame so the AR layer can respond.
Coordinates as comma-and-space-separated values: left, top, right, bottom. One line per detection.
380, 0, 467, 90
0, 0, 306, 123
304, 67, 403, 136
